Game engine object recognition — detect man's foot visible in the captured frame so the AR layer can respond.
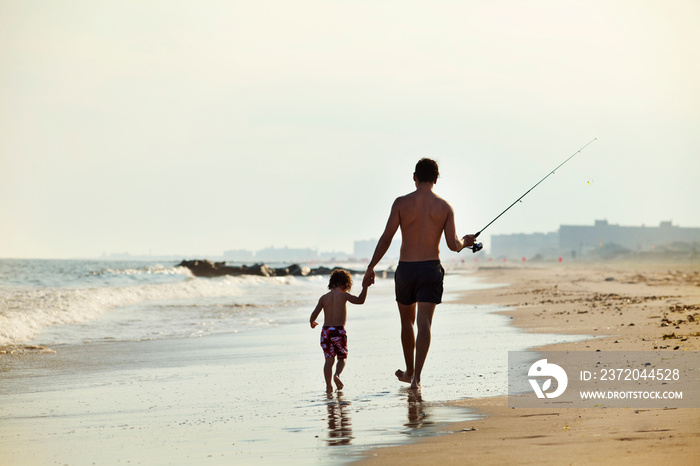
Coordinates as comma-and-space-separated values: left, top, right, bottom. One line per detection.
334, 374, 344, 390
326, 384, 334, 395
395, 369, 413, 383
410, 376, 421, 390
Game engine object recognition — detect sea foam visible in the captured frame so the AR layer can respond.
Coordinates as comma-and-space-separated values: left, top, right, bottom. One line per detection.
0, 272, 253, 346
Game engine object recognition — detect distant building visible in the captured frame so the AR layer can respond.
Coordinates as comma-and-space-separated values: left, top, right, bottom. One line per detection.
491, 232, 558, 259
219, 221, 699, 264
255, 246, 319, 263
353, 239, 400, 261
316, 250, 351, 262
491, 220, 700, 260
353, 240, 376, 260
559, 220, 700, 257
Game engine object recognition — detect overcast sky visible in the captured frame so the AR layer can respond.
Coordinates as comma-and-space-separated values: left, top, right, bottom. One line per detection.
1, 0, 698, 259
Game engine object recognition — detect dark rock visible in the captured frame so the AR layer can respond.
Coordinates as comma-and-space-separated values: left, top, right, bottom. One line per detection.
178, 260, 219, 277
287, 264, 311, 276
177, 260, 272, 277
178, 260, 372, 279
307, 266, 335, 276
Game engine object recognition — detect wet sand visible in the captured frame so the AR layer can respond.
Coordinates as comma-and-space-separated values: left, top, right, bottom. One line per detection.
0, 273, 583, 465
359, 262, 700, 465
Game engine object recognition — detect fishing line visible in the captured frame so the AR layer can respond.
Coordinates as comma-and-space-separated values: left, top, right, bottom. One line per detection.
468, 138, 598, 253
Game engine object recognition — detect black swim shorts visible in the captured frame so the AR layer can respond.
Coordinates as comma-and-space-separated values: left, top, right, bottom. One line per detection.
394, 260, 445, 305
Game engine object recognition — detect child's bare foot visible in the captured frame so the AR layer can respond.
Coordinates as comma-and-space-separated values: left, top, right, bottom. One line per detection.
395, 369, 412, 383
334, 374, 344, 390
326, 384, 334, 395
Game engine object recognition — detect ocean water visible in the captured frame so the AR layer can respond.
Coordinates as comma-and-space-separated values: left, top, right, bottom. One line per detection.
0, 259, 586, 464
0, 259, 327, 347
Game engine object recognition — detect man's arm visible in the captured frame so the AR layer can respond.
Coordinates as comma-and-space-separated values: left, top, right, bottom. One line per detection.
309, 299, 323, 328
346, 286, 368, 305
444, 203, 475, 252
363, 199, 401, 286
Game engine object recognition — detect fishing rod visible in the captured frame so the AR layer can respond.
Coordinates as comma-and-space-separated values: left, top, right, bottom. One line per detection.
467, 138, 598, 253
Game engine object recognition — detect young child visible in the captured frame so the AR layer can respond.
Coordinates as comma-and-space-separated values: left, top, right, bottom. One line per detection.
310, 269, 368, 394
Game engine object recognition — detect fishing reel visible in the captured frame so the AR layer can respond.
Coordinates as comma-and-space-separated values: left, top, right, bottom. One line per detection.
464, 232, 483, 253
464, 230, 484, 253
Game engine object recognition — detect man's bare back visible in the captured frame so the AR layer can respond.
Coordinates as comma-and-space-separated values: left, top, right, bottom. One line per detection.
363, 180, 468, 281
393, 188, 455, 262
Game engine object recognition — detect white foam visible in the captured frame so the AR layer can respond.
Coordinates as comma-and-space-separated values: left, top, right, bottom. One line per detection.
0, 275, 255, 346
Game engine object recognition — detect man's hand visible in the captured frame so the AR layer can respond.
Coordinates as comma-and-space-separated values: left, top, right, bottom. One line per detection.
310, 321, 319, 329
462, 234, 476, 249
362, 268, 375, 287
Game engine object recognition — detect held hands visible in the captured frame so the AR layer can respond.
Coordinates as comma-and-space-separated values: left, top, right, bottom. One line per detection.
362, 268, 375, 288
310, 321, 319, 329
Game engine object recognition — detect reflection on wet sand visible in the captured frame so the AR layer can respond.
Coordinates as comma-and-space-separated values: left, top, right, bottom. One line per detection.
326, 392, 353, 446
404, 389, 434, 430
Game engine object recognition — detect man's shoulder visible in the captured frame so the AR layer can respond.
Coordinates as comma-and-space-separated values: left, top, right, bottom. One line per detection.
434, 193, 453, 209
393, 191, 452, 209
395, 190, 426, 203
391, 193, 412, 210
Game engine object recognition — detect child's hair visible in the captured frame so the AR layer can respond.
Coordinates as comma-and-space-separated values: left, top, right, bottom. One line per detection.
328, 269, 353, 291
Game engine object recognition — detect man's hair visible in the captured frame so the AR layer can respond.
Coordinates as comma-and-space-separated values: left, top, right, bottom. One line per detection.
415, 158, 439, 183
328, 269, 353, 291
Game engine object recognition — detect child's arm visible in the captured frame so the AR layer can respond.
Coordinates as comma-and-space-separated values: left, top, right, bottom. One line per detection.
347, 286, 368, 305
309, 299, 323, 328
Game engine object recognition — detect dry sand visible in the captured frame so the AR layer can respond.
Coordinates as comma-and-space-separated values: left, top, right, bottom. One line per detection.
359, 262, 700, 465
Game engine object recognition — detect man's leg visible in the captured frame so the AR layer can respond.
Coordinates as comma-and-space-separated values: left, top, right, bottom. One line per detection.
411, 302, 436, 389
396, 302, 416, 383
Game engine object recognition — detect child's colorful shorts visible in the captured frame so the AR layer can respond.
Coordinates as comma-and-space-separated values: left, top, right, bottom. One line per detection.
320, 326, 347, 359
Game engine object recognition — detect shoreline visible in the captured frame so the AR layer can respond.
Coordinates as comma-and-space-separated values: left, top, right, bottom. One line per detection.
1, 271, 538, 465
358, 262, 700, 465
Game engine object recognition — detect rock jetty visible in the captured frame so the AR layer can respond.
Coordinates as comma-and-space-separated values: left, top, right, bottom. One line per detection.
177, 260, 378, 278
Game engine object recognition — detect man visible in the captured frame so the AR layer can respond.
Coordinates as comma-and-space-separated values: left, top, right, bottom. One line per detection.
362, 158, 475, 389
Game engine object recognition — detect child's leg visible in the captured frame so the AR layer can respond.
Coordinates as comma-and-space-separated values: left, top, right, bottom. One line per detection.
324, 357, 335, 394
334, 358, 345, 390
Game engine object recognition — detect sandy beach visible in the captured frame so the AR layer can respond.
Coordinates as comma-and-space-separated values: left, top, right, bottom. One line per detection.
2, 262, 698, 465
359, 262, 700, 465
0, 270, 583, 465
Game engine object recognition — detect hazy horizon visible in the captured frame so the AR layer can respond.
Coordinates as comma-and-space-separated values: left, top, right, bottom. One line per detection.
2, 1, 699, 259
4, 216, 697, 262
